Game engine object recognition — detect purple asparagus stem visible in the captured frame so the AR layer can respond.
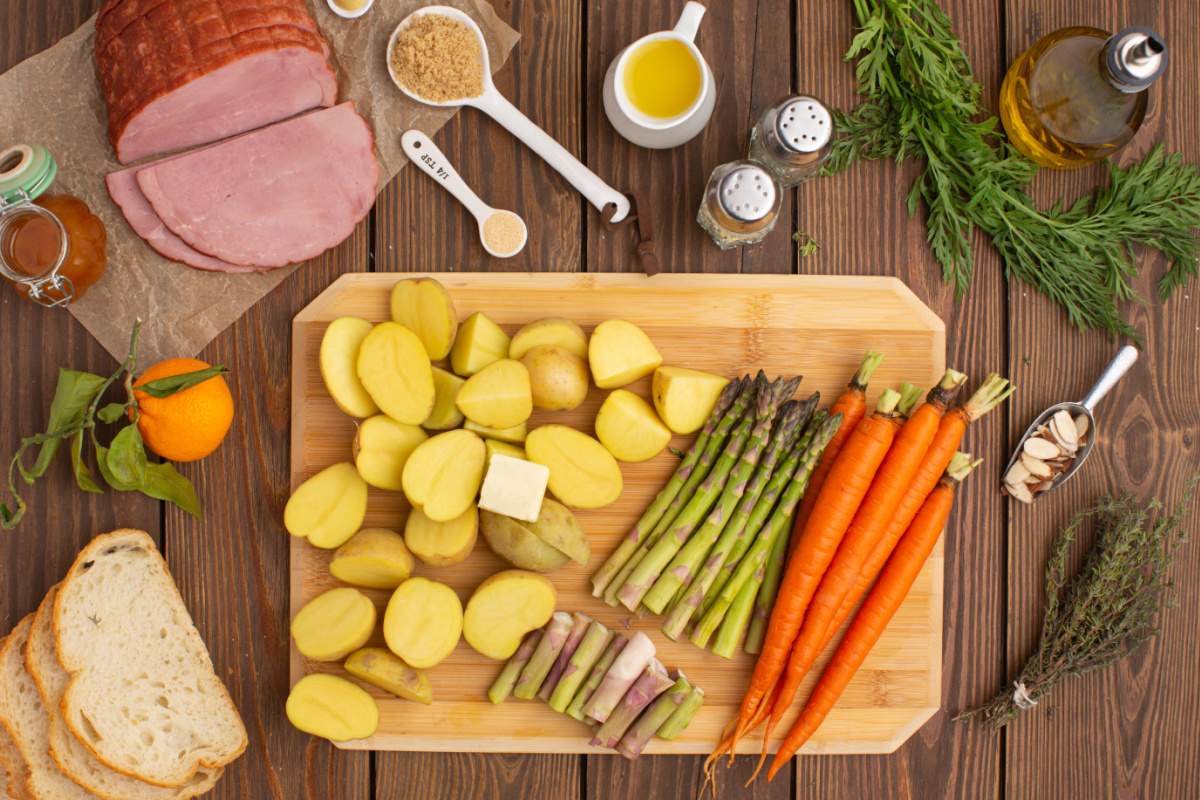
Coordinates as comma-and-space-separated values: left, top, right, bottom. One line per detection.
537, 613, 592, 701
590, 659, 674, 749
582, 631, 655, 723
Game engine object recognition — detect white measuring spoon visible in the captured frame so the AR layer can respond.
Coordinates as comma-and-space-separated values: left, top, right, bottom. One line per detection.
401, 130, 527, 258
387, 5, 631, 222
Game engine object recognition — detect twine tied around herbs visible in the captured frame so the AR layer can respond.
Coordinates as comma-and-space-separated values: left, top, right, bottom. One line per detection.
1011, 681, 1038, 711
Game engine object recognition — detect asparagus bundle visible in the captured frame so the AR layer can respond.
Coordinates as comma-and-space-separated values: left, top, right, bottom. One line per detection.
512, 612, 573, 700
745, 522, 790, 653
566, 634, 627, 720
616, 672, 693, 759
537, 613, 592, 701
713, 576, 759, 658
657, 685, 705, 740
548, 622, 612, 713
590, 660, 674, 749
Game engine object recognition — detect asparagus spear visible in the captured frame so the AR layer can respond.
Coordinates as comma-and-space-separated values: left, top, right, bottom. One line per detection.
566, 634, 628, 720
713, 568, 761, 658
602, 376, 760, 605
582, 631, 656, 723
745, 517, 790, 654
590, 659, 674, 749
548, 621, 612, 713
591, 378, 744, 598
691, 412, 843, 648
537, 613, 592, 701
513, 612, 573, 700
487, 629, 543, 704
662, 405, 816, 639
645, 393, 811, 617
657, 686, 705, 740
615, 672, 693, 759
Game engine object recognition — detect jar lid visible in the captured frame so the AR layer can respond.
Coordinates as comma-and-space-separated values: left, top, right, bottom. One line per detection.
0, 145, 57, 207
718, 164, 777, 222
774, 97, 832, 153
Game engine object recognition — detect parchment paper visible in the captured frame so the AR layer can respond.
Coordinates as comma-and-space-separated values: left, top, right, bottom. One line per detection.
0, 0, 519, 364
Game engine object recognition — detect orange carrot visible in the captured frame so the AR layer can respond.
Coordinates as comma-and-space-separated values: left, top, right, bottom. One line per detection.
788, 352, 883, 558
766, 453, 981, 780
714, 387, 902, 763
750, 372, 967, 775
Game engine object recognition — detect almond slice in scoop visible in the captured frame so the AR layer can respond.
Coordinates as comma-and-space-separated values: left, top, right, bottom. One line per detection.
1021, 453, 1052, 478
1006, 481, 1034, 504
1050, 410, 1078, 446
1023, 436, 1061, 460
1005, 461, 1031, 486
1073, 414, 1090, 438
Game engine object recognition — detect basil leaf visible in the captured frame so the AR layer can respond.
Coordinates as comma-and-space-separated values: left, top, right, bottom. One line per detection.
70, 431, 103, 494
136, 366, 227, 398
104, 425, 148, 489
30, 369, 107, 478
97, 403, 128, 425
139, 462, 202, 519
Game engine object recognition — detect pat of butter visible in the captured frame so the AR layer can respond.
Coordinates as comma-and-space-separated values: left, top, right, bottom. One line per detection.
478, 454, 550, 523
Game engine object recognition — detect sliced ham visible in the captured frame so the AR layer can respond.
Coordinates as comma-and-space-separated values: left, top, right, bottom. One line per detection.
134, 103, 378, 268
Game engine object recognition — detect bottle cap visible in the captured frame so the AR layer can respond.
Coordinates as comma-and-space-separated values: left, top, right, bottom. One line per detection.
774, 97, 832, 153
1105, 27, 1167, 92
0, 145, 57, 208
718, 164, 777, 223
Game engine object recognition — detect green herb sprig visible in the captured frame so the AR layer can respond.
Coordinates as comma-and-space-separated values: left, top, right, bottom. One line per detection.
957, 480, 1196, 726
1, 322, 224, 529
825, 0, 1200, 339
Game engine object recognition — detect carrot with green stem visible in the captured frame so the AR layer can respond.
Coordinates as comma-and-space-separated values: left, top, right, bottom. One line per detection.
765, 453, 982, 781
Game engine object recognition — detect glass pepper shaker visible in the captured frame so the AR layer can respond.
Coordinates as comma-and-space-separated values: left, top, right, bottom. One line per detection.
0, 144, 108, 306
697, 160, 782, 250
748, 95, 833, 187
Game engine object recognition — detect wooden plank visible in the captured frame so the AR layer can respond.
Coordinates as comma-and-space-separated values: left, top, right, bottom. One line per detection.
1001, 2, 1200, 798
790, 0, 1009, 797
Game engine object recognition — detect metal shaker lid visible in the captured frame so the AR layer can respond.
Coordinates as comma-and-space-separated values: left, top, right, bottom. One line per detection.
774, 97, 832, 153
1105, 27, 1167, 92
718, 164, 777, 223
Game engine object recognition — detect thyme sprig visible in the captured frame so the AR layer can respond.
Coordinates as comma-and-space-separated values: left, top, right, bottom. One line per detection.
957, 481, 1197, 727
825, 0, 1200, 338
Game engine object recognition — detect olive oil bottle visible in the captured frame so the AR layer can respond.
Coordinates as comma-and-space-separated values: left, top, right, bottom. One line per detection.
1000, 26, 1167, 169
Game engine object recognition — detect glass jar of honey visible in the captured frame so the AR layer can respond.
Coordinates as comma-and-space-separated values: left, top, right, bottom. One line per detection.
0, 144, 107, 306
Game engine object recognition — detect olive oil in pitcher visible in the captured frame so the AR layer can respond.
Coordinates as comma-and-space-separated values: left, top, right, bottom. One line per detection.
999, 26, 1167, 169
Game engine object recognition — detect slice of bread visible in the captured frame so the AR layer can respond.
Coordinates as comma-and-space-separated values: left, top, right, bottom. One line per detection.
0, 615, 95, 798
26, 586, 221, 800
0, 647, 31, 800
53, 530, 248, 788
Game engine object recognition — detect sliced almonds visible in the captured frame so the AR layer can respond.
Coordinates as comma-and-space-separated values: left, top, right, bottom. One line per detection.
1003, 412, 1089, 504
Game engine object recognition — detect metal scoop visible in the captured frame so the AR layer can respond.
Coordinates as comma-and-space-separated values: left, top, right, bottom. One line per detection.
387, 6, 631, 222
1003, 345, 1139, 498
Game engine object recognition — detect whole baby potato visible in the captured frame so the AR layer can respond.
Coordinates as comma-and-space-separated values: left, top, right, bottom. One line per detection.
521, 345, 590, 411
480, 509, 570, 572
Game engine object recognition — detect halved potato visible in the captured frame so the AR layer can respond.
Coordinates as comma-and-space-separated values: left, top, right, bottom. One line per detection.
526, 498, 591, 565
291, 587, 377, 661
463, 570, 557, 660
405, 505, 478, 566
330, 528, 415, 589
522, 346, 590, 411
652, 366, 732, 434
384, 577, 463, 669
356, 322, 435, 425
344, 647, 433, 704
286, 674, 379, 742
588, 319, 662, 389
595, 390, 671, 462
485, 439, 526, 463
450, 312, 510, 377
465, 420, 527, 444
509, 317, 588, 360
319, 317, 379, 418
525, 425, 623, 508
456, 359, 532, 429
390, 277, 458, 360
479, 509, 570, 572
285, 463, 368, 549
354, 415, 428, 491
401, 429, 486, 521
423, 367, 466, 430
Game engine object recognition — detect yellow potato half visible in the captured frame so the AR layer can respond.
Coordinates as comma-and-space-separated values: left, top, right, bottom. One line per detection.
588, 319, 663, 389
423, 367, 466, 430
354, 415, 428, 492
356, 322, 435, 425
652, 366, 732, 434
330, 528, 415, 590
285, 463, 368, 549
319, 317, 379, 418
463, 570, 557, 660
485, 439, 526, 463
384, 577, 463, 669
464, 419, 527, 444
405, 505, 478, 566
525, 425, 623, 508
509, 317, 588, 360
344, 647, 433, 704
286, 674, 379, 742
450, 312, 510, 377
401, 429, 486, 521
389, 277, 458, 360
522, 346, 590, 411
456, 359, 532, 429
291, 587, 377, 661
595, 390, 672, 462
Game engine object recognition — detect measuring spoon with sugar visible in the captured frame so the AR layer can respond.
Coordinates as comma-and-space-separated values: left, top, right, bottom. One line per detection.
401, 130, 527, 259
387, 5, 631, 223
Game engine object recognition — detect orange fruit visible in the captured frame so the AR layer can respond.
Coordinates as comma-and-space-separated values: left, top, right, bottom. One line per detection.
133, 358, 234, 462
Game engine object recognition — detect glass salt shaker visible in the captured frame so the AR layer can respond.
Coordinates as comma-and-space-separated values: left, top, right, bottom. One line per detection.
748, 95, 833, 187
697, 160, 782, 250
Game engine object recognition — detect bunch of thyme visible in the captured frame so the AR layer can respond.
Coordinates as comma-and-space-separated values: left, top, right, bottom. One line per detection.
825, 0, 1200, 339
957, 482, 1196, 727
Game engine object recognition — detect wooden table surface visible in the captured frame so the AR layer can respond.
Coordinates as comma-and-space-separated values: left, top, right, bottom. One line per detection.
2, 1, 1198, 798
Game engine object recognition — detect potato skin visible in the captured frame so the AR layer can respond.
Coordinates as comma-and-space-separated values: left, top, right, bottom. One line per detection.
526, 499, 591, 565
480, 509, 570, 572
521, 346, 590, 411
344, 647, 433, 704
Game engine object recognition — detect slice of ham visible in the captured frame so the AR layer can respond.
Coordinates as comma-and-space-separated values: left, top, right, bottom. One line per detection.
135, 103, 378, 269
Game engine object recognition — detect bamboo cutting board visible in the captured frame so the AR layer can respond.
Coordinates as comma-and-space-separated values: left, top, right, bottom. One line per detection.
290, 272, 946, 755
